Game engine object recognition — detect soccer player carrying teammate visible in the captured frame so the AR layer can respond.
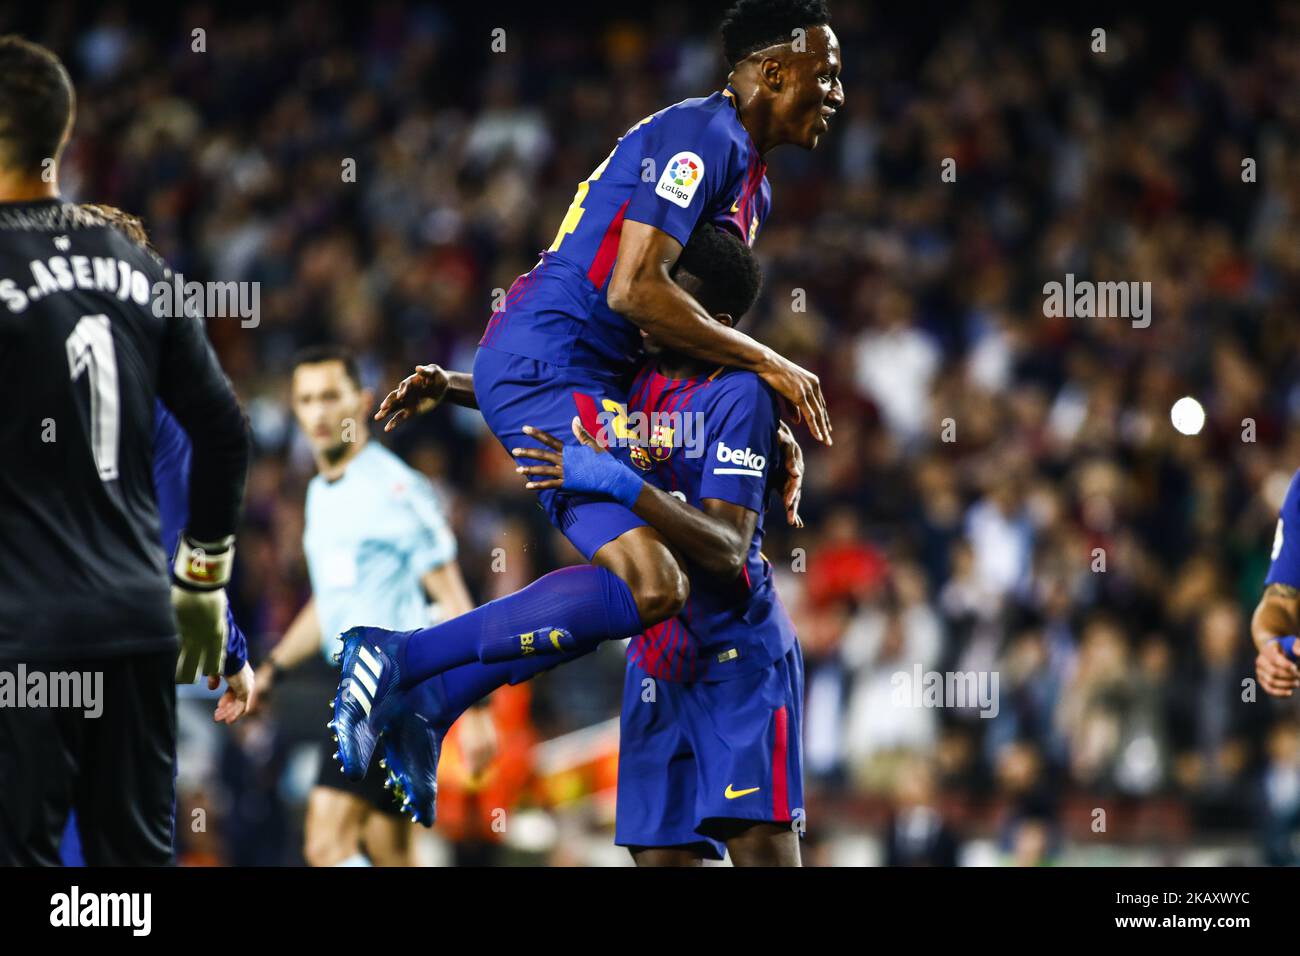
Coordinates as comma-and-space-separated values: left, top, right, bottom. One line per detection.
343, 224, 805, 865
0, 37, 250, 865
250, 346, 491, 866
333, 0, 840, 785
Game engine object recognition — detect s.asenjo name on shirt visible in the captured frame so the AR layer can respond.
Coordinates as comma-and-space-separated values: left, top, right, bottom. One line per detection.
714, 441, 766, 477
0, 255, 152, 313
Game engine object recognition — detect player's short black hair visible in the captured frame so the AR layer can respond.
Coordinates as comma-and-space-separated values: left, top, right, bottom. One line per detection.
0, 36, 75, 173
672, 224, 763, 324
720, 0, 832, 67
292, 344, 364, 389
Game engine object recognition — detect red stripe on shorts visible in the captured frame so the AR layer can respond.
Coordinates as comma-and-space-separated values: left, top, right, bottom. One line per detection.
772, 705, 790, 820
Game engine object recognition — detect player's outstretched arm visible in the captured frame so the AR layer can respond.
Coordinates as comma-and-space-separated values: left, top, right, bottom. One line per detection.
212, 657, 255, 725
250, 597, 321, 714
1252, 583, 1300, 697
608, 221, 831, 445
515, 421, 755, 579
375, 364, 477, 431
421, 562, 475, 619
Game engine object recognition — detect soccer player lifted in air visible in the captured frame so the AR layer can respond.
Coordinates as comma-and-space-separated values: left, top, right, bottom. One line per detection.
332, 0, 839, 784
341, 224, 805, 866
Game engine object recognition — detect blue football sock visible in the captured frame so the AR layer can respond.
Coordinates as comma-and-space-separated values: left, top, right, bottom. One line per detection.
424, 649, 592, 730
400, 565, 640, 688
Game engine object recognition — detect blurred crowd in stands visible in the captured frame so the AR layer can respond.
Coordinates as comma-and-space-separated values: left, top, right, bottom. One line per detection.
17, 0, 1300, 863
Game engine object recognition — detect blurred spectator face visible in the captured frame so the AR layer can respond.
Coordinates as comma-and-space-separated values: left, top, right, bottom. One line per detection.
876, 286, 913, 331
894, 757, 938, 808
1198, 600, 1242, 666
936, 729, 975, 783
1268, 723, 1300, 767
1077, 617, 1129, 684
290, 360, 372, 462
1006, 630, 1047, 682
1169, 555, 1222, 621
892, 561, 930, 606
1011, 819, 1051, 867
1138, 637, 1172, 681
949, 540, 975, 581
996, 741, 1042, 796
798, 599, 850, 657
991, 475, 1024, 516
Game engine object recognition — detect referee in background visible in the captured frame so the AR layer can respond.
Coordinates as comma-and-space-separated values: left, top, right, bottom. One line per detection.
250, 346, 492, 866
0, 37, 250, 865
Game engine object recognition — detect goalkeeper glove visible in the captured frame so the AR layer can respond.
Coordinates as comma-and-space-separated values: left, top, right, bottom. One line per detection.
172, 534, 235, 683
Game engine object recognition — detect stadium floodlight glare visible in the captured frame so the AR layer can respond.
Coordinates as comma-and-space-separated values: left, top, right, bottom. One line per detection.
1170, 396, 1206, 436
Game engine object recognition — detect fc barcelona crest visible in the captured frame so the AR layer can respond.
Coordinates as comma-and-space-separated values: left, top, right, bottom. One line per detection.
630, 421, 675, 470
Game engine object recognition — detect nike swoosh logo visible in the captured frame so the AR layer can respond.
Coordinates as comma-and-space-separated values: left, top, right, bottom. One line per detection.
724, 785, 760, 799
730, 200, 740, 213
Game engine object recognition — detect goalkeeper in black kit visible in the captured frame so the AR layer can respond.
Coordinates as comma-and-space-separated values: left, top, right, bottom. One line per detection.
0, 36, 250, 865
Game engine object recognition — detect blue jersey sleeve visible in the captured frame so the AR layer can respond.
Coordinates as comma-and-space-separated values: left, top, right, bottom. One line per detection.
153, 402, 249, 676
622, 109, 738, 248
698, 375, 779, 515
1266, 469, 1300, 589
153, 403, 192, 558
223, 610, 248, 678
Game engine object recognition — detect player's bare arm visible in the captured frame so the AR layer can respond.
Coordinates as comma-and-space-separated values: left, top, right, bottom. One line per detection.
516, 420, 758, 579
250, 597, 321, 713
634, 493, 757, 580
374, 364, 477, 432
607, 220, 830, 445
1252, 582, 1300, 697
212, 664, 256, 725
420, 563, 475, 619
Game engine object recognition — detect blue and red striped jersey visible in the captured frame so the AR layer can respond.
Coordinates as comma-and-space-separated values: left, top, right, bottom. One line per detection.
605, 363, 796, 682
481, 87, 772, 376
